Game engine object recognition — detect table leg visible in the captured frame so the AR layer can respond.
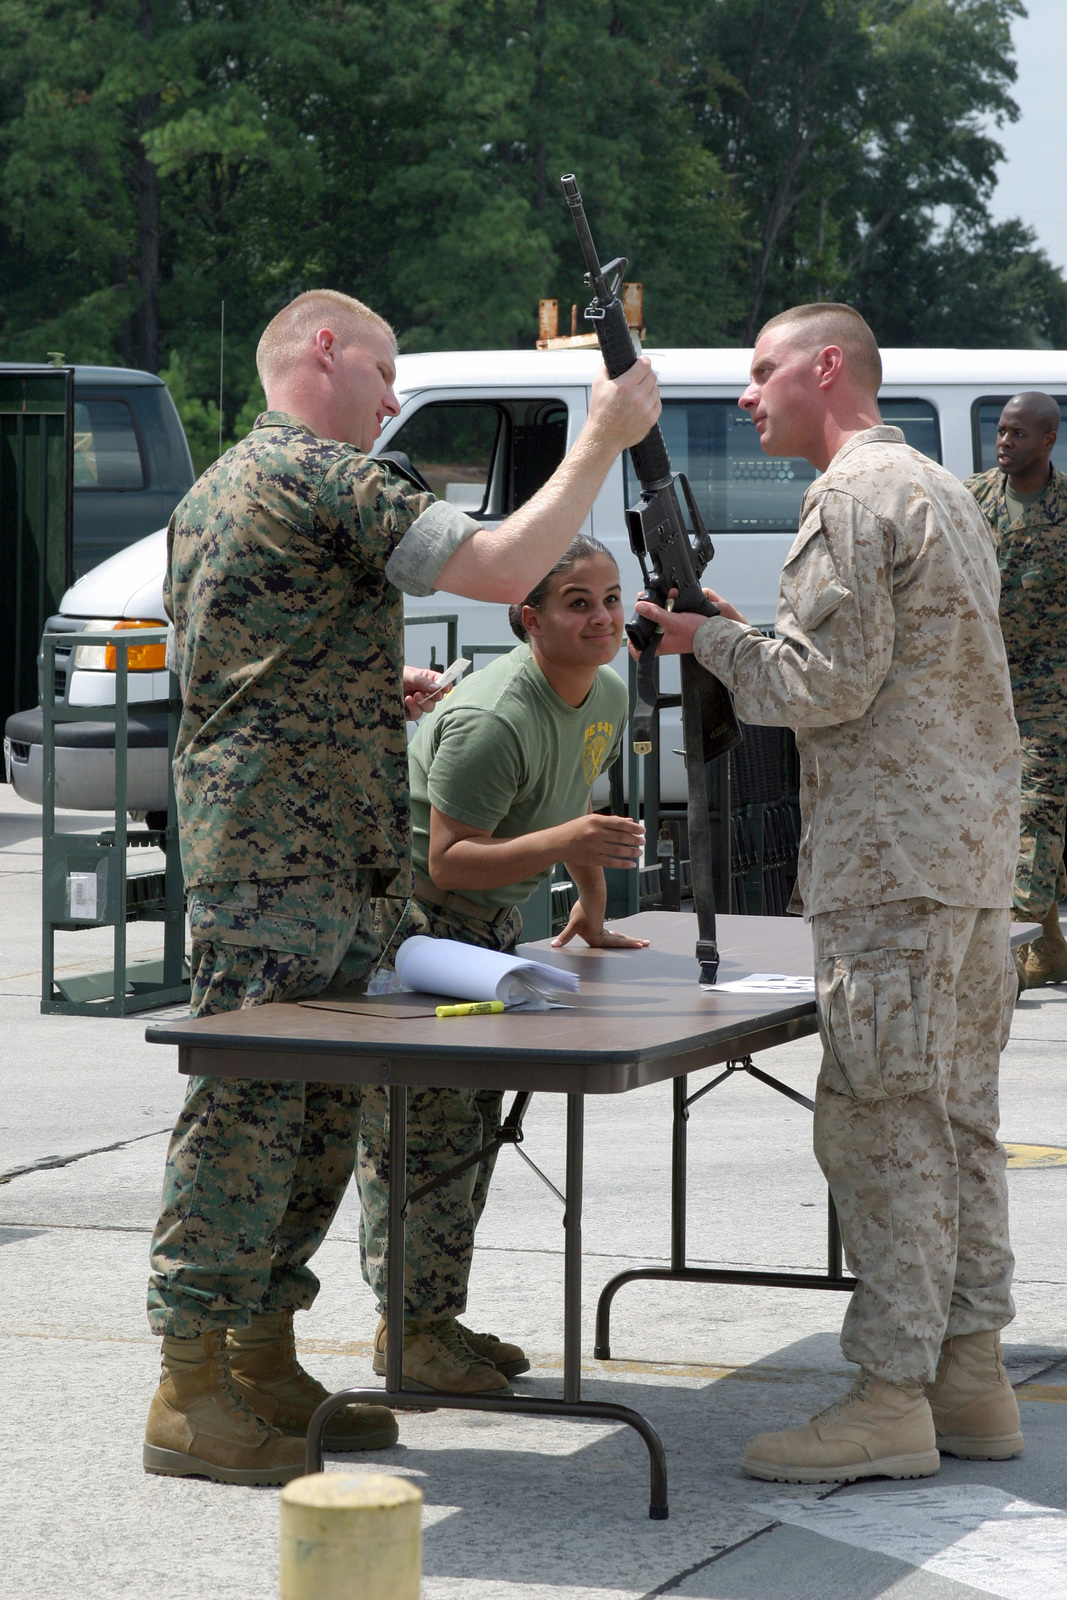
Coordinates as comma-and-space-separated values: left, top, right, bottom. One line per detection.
671, 1074, 688, 1272
594, 1065, 855, 1358
595, 1074, 688, 1359
385, 1081, 406, 1394
564, 1092, 583, 1404
305, 1081, 669, 1519
828, 1192, 845, 1279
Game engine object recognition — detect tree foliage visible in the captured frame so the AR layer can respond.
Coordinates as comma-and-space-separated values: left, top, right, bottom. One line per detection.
1, 0, 1063, 466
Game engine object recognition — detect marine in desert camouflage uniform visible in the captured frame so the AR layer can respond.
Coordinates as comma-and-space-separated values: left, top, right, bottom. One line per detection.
637, 302, 1023, 1485
143, 288, 661, 1486
966, 391, 1067, 989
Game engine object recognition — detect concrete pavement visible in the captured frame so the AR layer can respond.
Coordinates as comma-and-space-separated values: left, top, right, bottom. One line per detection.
2, 782, 1066, 1599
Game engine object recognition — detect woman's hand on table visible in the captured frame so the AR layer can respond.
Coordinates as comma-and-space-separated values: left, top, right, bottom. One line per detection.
551, 902, 650, 950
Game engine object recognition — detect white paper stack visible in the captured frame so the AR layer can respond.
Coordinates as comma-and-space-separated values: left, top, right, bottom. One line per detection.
394, 935, 580, 1006
714, 972, 815, 994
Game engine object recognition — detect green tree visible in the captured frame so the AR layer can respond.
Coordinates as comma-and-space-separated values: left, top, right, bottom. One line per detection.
863, 217, 1067, 348
678, 0, 1058, 347
0, 0, 179, 367
2, 0, 1065, 472
303, 0, 744, 349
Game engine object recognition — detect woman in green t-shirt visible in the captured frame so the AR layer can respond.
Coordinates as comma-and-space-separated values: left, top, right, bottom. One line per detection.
359, 535, 649, 1397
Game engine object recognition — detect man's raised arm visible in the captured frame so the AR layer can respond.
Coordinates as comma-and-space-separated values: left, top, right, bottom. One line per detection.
435, 361, 660, 603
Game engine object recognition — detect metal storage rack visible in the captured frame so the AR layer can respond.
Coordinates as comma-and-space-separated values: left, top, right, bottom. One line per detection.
1, 364, 74, 739
636, 651, 800, 918
40, 625, 188, 1016
404, 611, 459, 674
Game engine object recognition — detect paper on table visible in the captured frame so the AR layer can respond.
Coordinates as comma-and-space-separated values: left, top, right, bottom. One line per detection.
714, 972, 815, 994
395, 935, 580, 1006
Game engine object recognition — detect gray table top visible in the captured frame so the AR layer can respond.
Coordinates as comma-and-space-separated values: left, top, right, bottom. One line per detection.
145, 912, 818, 1095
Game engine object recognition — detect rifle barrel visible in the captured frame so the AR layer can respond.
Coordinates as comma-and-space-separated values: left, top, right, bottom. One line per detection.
561, 174, 614, 303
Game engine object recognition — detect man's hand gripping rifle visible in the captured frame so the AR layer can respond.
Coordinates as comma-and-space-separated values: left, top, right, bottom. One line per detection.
561, 174, 742, 984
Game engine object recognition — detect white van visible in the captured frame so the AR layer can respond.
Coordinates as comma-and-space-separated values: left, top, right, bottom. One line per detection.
7, 346, 1067, 813
386, 346, 1067, 802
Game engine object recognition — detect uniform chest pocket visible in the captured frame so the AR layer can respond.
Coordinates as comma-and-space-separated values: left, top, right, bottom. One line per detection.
819, 948, 931, 1100
779, 510, 853, 634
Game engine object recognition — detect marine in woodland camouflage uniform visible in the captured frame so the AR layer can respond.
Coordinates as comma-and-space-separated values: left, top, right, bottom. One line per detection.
688, 426, 1021, 1384
966, 460, 1067, 920
147, 412, 480, 1337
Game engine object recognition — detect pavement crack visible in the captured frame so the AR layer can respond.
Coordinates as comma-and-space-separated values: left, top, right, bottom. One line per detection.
640, 1522, 777, 1596
0, 1218, 153, 1232
1016, 1352, 1067, 1387
640, 1465, 848, 1593
0, 1126, 171, 1185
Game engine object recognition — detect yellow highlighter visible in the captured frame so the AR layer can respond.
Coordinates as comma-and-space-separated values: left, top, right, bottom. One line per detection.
435, 1000, 505, 1019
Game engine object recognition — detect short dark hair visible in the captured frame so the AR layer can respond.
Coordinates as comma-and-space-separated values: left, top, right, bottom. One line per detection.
756, 301, 882, 394
1002, 391, 1061, 437
508, 534, 617, 641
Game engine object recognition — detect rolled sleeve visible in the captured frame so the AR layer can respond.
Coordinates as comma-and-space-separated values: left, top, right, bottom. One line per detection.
385, 501, 481, 597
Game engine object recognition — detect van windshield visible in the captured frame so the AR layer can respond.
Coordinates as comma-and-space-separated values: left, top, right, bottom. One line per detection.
626, 398, 940, 533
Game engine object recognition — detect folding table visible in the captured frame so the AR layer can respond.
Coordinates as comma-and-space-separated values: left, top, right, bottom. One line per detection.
146, 911, 854, 1519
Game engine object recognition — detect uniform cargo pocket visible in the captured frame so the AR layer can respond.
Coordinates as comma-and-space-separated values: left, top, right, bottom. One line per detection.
819, 948, 930, 1100
188, 896, 318, 957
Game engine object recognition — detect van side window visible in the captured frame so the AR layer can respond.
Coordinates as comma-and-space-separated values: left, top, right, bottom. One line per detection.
880, 399, 942, 463
511, 404, 567, 506
72, 399, 145, 490
385, 399, 567, 518
626, 399, 941, 534
972, 397, 1067, 473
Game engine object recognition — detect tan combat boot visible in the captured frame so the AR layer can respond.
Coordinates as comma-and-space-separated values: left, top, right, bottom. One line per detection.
228, 1310, 398, 1451
373, 1314, 511, 1394
742, 1370, 940, 1484
1017, 905, 1067, 988
144, 1328, 306, 1485
924, 1331, 1023, 1460
455, 1320, 530, 1378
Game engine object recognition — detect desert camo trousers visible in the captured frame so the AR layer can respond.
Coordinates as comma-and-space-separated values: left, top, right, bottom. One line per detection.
147, 872, 379, 1338
358, 895, 523, 1321
1014, 715, 1067, 919
812, 899, 1017, 1385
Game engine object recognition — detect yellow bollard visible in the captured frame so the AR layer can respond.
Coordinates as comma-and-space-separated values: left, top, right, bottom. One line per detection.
279, 1472, 423, 1600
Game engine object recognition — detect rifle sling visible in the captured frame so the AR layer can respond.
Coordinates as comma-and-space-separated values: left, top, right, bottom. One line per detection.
680, 653, 721, 984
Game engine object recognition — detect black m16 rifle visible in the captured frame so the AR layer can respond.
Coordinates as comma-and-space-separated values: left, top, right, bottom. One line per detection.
561, 173, 742, 985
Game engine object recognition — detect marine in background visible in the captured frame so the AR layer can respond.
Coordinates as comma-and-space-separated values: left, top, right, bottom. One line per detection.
966, 392, 1067, 991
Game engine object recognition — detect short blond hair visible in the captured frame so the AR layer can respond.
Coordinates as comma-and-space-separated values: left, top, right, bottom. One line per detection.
757, 302, 882, 395
256, 290, 395, 390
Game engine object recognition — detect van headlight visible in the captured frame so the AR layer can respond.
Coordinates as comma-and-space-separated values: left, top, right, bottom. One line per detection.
71, 621, 117, 670
72, 619, 168, 671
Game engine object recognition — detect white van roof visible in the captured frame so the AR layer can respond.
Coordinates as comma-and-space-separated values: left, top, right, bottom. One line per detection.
394, 346, 1067, 396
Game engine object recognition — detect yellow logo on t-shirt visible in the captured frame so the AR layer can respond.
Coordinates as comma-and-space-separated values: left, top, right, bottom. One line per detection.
582, 719, 614, 785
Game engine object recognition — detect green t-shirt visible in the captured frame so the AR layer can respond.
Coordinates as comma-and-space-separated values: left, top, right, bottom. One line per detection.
1005, 480, 1047, 524
408, 643, 629, 911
